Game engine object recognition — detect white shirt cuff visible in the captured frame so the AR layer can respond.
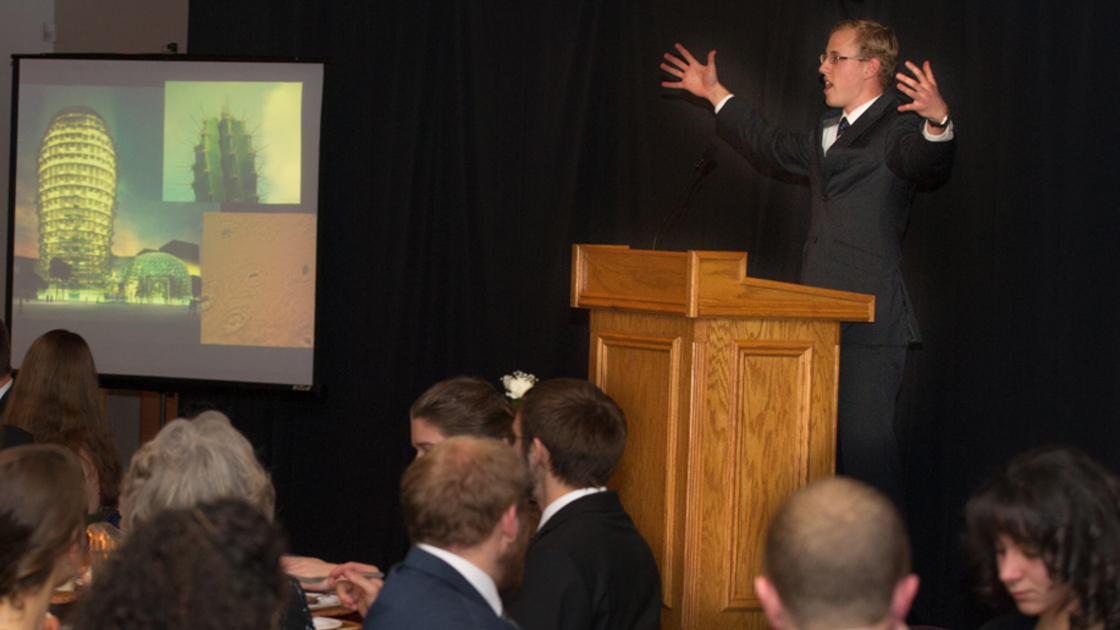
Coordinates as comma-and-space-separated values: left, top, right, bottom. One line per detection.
714, 94, 735, 114
922, 119, 954, 141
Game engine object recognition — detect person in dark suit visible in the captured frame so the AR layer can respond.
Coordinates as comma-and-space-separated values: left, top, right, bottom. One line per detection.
661, 20, 957, 510
358, 436, 531, 630
504, 379, 661, 630
0, 319, 33, 450
754, 477, 918, 630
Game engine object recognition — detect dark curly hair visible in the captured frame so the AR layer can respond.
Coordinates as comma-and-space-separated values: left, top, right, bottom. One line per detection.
73, 498, 288, 630
964, 446, 1120, 630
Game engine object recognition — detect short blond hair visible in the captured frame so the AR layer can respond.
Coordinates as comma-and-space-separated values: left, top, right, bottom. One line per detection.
402, 436, 530, 549
119, 411, 275, 531
832, 20, 898, 91
764, 477, 910, 630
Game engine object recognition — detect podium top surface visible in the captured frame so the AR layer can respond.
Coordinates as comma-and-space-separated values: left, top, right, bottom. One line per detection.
570, 244, 874, 322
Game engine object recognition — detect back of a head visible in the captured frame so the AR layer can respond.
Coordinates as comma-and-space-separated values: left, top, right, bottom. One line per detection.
402, 435, 530, 549
765, 477, 910, 630
518, 378, 627, 488
0, 445, 86, 606
2, 329, 121, 510
74, 498, 287, 630
964, 445, 1120, 630
410, 376, 516, 441
119, 411, 275, 531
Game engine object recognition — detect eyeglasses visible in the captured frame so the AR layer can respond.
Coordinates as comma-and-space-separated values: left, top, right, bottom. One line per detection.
819, 54, 871, 65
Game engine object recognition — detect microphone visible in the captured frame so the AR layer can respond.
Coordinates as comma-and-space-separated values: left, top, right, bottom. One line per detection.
652, 144, 718, 251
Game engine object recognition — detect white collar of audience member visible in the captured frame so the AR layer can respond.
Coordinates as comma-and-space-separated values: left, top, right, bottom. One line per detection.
537, 487, 607, 531
416, 543, 504, 617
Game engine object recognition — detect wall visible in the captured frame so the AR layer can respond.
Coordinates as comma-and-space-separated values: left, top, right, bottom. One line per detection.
1, 0, 55, 287
53, 0, 187, 54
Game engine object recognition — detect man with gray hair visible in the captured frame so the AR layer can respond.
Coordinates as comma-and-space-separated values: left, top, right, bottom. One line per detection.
756, 477, 918, 630
362, 436, 531, 630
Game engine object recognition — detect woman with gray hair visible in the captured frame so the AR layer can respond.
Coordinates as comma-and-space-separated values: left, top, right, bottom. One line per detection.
119, 411, 314, 630
119, 410, 274, 531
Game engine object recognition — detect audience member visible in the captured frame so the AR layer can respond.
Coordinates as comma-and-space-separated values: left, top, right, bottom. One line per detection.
119, 410, 323, 630
0, 445, 87, 630
323, 376, 523, 611
2, 329, 121, 522
504, 378, 661, 630
0, 320, 33, 450
294, 377, 515, 581
73, 498, 288, 630
964, 446, 1120, 630
360, 436, 531, 629
755, 476, 918, 630
119, 410, 275, 531
409, 376, 516, 457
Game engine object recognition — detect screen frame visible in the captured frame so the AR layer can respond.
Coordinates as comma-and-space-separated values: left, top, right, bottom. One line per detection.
5, 53, 329, 396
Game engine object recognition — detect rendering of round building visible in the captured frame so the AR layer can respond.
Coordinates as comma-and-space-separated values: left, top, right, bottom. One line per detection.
36, 106, 117, 298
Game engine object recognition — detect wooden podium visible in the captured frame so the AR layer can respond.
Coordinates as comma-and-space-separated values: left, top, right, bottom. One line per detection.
570, 245, 875, 630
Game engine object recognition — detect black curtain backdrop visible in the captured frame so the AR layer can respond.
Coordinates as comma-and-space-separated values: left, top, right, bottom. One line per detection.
184, 0, 1120, 627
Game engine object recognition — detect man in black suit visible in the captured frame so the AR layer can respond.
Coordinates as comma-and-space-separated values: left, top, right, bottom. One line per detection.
0, 319, 33, 450
661, 20, 956, 510
359, 436, 530, 630
504, 379, 661, 630
755, 477, 918, 630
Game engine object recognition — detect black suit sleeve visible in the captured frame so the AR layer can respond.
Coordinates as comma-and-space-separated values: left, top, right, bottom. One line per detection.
716, 96, 814, 180
884, 114, 957, 187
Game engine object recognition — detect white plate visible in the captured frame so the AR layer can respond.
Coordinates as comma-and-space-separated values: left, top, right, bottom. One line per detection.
307, 594, 341, 611
312, 617, 343, 630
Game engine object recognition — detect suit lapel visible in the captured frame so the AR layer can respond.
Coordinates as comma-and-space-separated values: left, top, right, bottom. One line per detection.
826, 93, 896, 155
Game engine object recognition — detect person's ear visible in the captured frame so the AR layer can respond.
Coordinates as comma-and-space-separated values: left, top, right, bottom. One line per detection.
889, 573, 920, 624
866, 57, 881, 80
755, 576, 789, 630
530, 438, 549, 470
496, 504, 520, 549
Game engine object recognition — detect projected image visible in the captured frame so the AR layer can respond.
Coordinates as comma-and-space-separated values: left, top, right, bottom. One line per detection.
11, 85, 205, 323
161, 81, 303, 205
201, 212, 316, 349
8, 57, 322, 385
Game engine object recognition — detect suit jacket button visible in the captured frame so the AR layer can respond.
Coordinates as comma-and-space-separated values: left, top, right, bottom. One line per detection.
822, 195, 829, 202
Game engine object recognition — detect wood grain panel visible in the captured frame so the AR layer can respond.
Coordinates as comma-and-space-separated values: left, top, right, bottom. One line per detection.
721, 341, 813, 611
578, 263, 849, 630
572, 245, 873, 322
597, 331, 680, 607
573, 245, 689, 313
680, 340, 708, 630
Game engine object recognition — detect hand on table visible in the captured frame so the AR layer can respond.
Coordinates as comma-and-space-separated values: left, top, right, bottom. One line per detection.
281, 555, 339, 579
329, 562, 384, 617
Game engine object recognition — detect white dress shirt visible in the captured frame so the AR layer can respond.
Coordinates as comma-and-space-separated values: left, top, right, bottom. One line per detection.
415, 543, 504, 617
537, 487, 607, 532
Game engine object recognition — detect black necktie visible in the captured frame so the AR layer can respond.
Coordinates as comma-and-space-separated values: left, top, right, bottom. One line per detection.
837, 117, 850, 137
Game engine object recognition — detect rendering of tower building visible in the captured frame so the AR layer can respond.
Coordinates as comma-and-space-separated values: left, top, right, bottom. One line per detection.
36, 106, 117, 297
